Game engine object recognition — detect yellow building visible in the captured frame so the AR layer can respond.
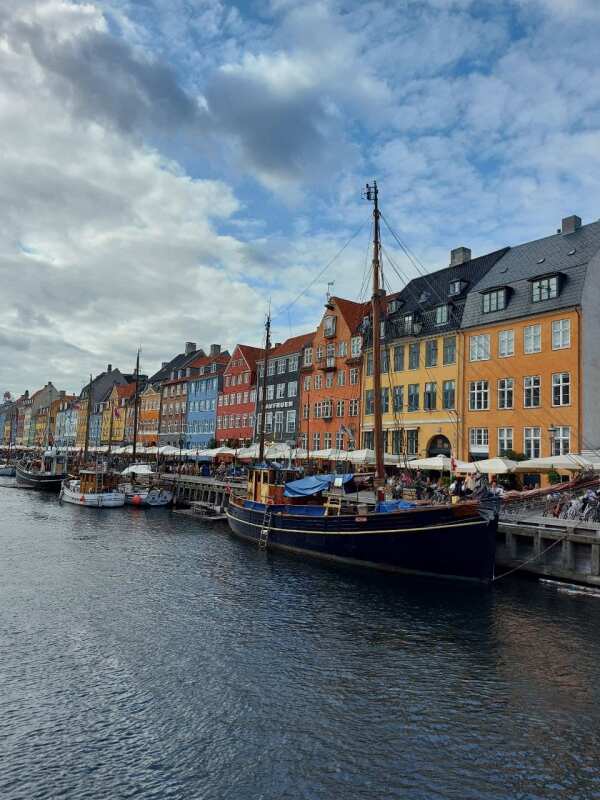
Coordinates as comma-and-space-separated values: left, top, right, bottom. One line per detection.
361, 246, 508, 460
101, 384, 136, 446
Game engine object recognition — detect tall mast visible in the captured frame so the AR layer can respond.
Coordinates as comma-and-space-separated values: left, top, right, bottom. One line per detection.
258, 311, 271, 463
132, 348, 141, 460
366, 181, 385, 483
83, 373, 92, 462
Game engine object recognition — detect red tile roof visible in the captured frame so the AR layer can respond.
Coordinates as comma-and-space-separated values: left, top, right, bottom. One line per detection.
236, 344, 264, 370
116, 383, 136, 400
270, 331, 314, 358
187, 353, 230, 370
333, 297, 369, 334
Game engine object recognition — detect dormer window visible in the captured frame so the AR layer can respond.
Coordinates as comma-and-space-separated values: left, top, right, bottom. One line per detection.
482, 288, 506, 313
387, 299, 400, 314
435, 305, 449, 325
323, 315, 336, 337
403, 313, 413, 334
449, 280, 461, 296
531, 275, 559, 302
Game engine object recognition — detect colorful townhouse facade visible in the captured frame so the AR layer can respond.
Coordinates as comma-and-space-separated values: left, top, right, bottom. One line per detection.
76, 366, 131, 449
361, 246, 507, 460
101, 383, 136, 447
185, 346, 229, 450
461, 214, 600, 466
254, 333, 313, 445
298, 297, 366, 453
54, 396, 79, 447
155, 343, 206, 448
138, 383, 161, 446
216, 345, 263, 447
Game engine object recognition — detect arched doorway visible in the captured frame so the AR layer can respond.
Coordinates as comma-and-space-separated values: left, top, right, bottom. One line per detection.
427, 435, 451, 457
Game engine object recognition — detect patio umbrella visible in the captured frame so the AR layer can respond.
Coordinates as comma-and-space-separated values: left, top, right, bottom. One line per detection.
472, 457, 518, 474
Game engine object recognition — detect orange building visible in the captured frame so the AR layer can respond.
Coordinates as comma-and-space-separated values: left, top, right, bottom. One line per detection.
298, 296, 367, 453
460, 214, 600, 472
138, 383, 161, 446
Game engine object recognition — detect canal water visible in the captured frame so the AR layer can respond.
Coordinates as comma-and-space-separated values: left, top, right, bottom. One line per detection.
1, 479, 600, 800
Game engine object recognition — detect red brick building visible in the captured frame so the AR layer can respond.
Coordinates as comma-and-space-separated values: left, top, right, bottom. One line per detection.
298, 296, 367, 453
216, 344, 263, 447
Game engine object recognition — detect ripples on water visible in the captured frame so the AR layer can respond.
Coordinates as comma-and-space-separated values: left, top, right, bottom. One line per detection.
1, 478, 600, 799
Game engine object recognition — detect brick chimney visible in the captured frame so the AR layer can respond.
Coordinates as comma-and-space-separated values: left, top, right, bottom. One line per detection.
185, 342, 196, 355
107, 364, 112, 372
209, 344, 221, 356
450, 246, 471, 267
561, 215, 582, 235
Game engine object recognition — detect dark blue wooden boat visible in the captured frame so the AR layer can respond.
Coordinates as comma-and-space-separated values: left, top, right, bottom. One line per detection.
226, 469, 497, 583
16, 451, 67, 492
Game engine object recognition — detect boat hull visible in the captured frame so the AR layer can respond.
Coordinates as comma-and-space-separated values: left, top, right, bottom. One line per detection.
16, 466, 66, 491
227, 501, 497, 583
124, 488, 173, 507
60, 482, 126, 508
0, 465, 16, 477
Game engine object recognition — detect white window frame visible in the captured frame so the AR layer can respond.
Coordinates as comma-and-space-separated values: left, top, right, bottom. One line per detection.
524, 375, 541, 408
524, 324, 541, 354
469, 334, 490, 361
552, 372, 570, 407
524, 427, 541, 459
498, 427, 513, 456
498, 330, 514, 358
469, 380, 489, 411
497, 378, 514, 410
552, 319, 571, 350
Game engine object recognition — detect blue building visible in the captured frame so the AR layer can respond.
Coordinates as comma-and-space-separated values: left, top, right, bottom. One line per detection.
185, 347, 229, 450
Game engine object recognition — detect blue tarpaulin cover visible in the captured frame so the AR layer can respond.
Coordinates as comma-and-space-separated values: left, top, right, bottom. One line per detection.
284, 474, 354, 498
375, 500, 416, 513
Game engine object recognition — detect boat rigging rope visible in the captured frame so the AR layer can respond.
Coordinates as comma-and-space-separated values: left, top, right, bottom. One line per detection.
492, 534, 567, 582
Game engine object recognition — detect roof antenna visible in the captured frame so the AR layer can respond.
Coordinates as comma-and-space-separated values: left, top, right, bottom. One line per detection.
326, 281, 335, 308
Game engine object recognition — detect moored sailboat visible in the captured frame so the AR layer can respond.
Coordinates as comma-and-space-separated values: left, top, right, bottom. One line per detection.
226, 182, 498, 582
60, 470, 125, 507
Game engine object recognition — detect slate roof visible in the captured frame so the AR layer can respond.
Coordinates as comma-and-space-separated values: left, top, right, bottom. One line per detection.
461, 220, 600, 329
149, 348, 206, 383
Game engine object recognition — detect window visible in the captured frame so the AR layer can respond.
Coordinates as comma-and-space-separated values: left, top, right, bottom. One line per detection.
335, 431, 344, 450
312, 432, 320, 450
381, 348, 389, 373
393, 385, 404, 411
303, 376, 311, 391
314, 374, 322, 389
351, 336, 362, 358
336, 400, 345, 417
300, 433, 307, 450
337, 341, 347, 357
349, 399, 359, 416
286, 410, 296, 433
524, 427, 541, 458
266, 385, 274, 401
449, 280, 462, 296
324, 316, 336, 337
303, 347, 313, 367
470, 334, 490, 361
349, 368, 359, 385
303, 403, 310, 419
532, 276, 558, 302
425, 339, 438, 368
316, 345, 324, 360
277, 358, 286, 374
524, 376, 541, 408
482, 289, 506, 313
424, 382, 437, 410
393, 345, 404, 372
362, 431, 374, 450
443, 380, 455, 410
288, 382, 297, 398
408, 342, 420, 369
435, 305, 448, 325
469, 380, 489, 410
552, 426, 570, 455
274, 411, 284, 434
337, 370, 346, 386
552, 319, 571, 350
288, 355, 299, 372
365, 389, 374, 415
324, 432, 332, 449
366, 351, 373, 376
267, 361, 276, 376
443, 336, 456, 365
403, 314, 413, 334
275, 383, 285, 399
498, 330, 514, 358
470, 428, 489, 451
552, 373, 570, 406
381, 388, 389, 413
408, 384, 419, 411
524, 324, 541, 354
264, 412, 273, 434
406, 429, 419, 456
498, 378, 514, 410
325, 373, 334, 388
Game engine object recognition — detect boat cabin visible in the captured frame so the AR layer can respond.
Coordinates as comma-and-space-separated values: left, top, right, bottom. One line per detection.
78, 470, 120, 494
247, 466, 300, 505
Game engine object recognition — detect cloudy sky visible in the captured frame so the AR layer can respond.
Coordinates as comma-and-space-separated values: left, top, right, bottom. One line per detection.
2, 0, 600, 396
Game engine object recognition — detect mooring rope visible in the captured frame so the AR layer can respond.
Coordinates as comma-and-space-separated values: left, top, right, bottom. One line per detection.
493, 534, 567, 582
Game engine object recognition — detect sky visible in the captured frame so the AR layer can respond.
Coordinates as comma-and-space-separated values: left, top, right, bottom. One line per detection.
2, 0, 600, 397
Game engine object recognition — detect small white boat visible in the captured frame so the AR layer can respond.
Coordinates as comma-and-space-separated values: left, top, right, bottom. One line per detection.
0, 464, 16, 477
60, 470, 125, 508
120, 484, 173, 507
